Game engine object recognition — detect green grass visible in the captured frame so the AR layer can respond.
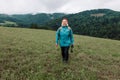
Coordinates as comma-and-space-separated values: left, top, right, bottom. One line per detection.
0, 26, 120, 80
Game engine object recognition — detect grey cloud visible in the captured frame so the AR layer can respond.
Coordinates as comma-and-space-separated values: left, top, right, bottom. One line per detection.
41, 0, 69, 12
0, 0, 119, 14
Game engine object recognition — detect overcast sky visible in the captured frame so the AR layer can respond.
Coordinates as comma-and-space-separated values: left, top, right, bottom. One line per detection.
0, 0, 120, 14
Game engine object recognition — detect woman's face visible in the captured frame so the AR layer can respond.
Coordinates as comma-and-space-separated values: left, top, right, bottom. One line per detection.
62, 19, 68, 26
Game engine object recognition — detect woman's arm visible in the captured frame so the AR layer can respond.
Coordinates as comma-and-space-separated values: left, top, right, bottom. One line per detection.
56, 29, 59, 45
70, 29, 74, 45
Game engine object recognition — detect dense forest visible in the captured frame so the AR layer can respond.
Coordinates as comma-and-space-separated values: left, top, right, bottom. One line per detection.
0, 14, 20, 23
45, 9, 120, 40
12, 13, 66, 27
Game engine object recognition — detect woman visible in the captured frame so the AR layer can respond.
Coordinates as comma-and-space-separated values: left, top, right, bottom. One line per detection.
56, 18, 74, 63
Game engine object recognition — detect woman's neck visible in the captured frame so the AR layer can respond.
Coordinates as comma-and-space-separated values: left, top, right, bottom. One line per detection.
62, 25, 67, 27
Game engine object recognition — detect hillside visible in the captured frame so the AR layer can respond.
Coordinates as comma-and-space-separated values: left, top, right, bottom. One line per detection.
0, 13, 66, 27
0, 9, 120, 40
0, 14, 20, 27
0, 14, 17, 23
45, 9, 120, 40
0, 26, 120, 80
12, 13, 66, 26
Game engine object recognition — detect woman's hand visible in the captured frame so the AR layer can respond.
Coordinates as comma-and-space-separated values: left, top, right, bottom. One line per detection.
71, 44, 74, 48
56, 43, 58, 47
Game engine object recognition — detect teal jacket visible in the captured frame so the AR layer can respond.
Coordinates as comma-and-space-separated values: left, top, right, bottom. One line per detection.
56, 26, 74, 47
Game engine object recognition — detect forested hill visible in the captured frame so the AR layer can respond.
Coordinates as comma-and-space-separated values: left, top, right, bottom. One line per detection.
45, 9, 120, 40
12, 13, 66, 26
0, 13, 66, 27
0, 14, 20, 23
0, 9, 120, 40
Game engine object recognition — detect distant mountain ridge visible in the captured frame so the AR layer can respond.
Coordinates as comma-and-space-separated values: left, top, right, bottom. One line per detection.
0, 13, 67, 27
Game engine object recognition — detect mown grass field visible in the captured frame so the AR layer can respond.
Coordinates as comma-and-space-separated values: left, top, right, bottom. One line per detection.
0, 27, 120, 80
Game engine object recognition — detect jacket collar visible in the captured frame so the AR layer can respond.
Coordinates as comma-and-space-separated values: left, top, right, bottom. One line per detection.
62, 26, 68, 27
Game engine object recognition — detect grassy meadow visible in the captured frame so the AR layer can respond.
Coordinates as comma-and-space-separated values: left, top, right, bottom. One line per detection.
0, 26, 120, 80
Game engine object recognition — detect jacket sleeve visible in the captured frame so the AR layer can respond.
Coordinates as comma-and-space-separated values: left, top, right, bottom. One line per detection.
56, 29, 59, 44
70, 29, 74, 45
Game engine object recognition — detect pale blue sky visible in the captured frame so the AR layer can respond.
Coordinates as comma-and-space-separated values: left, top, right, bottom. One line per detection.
0, 0, 119, 14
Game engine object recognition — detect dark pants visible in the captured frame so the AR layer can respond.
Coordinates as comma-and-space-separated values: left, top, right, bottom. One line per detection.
61, 46, 70, 62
